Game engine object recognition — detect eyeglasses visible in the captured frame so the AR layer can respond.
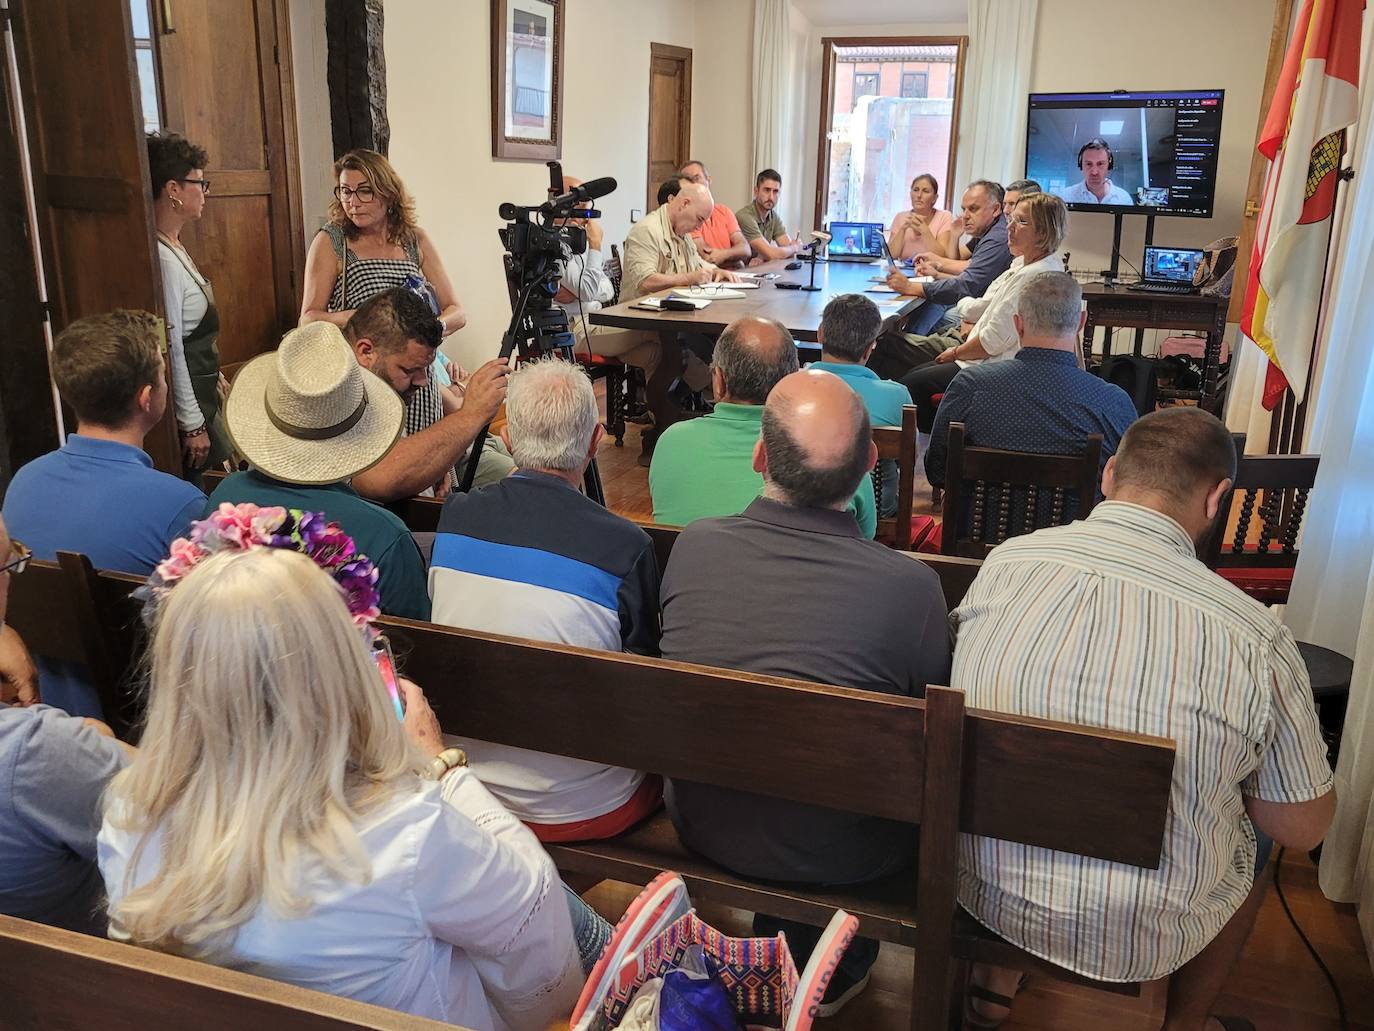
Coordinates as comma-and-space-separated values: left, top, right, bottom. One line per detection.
1, 539, 31, 576
179, 178, 212, 193
333, 185, 377, 203
1008, 216, 1033, 228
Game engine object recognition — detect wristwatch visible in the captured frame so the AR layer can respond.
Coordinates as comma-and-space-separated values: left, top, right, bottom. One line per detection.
423, 746, 468, 781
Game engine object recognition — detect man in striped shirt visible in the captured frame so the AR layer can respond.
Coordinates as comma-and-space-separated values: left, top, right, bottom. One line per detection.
951, 407, 1334, 1030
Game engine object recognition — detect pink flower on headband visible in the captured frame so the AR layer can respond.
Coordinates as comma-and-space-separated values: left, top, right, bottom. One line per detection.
140, 503, 383, 641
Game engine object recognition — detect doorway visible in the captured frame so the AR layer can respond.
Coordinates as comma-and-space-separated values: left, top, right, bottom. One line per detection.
646, 43, 692, 212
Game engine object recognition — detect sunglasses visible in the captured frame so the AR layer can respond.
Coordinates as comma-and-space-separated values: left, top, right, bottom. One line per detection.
1, 538, 31, 576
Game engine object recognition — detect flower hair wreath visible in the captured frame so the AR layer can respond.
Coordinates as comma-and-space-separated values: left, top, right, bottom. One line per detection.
138, 503, 382, 640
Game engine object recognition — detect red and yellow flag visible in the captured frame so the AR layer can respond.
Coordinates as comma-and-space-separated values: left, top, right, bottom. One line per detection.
1240, 0, 1363, 409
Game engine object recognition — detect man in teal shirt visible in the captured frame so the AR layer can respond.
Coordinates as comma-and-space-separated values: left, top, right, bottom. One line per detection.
650, 316, 877, 536
210, 321, 431, 621
809, 294, 910, 516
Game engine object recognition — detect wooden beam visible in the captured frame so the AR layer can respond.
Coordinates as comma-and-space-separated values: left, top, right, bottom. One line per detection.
325, 0, 389, 156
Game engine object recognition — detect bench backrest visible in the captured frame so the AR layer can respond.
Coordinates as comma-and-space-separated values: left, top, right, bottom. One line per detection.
872, 404, 920, 549
941, 423, 1102, 559
0, 914, 457, 1030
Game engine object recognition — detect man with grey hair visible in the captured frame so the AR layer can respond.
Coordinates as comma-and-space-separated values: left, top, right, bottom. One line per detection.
879, 179, 1012, 338
810, 294, 910, 516
649, 315, 878, 536
660, 367, 950, 1016
429, 357, 662, 840
925, 271, 1138, 492
679, 160, 750, 266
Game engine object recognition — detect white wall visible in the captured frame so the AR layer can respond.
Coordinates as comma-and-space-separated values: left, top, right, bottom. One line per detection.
689, 0, 754, 215
384, 0, 700, 367
1030, 0, 1274, 275
287, 0, 334, 245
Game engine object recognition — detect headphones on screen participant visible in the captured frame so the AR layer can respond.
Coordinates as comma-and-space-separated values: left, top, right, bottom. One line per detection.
1076, 138, 1115, 170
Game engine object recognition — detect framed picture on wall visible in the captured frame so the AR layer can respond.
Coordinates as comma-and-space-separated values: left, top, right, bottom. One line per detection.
491, 0, 565, 160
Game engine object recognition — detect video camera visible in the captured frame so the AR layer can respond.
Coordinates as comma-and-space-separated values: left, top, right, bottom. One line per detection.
458, 161, 617, 498
495, 161, 617, 358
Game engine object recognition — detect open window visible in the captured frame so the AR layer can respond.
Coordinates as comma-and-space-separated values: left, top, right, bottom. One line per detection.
814, 37, 968, 231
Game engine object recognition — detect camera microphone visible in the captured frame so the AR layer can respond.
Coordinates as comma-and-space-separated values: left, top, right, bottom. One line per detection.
543, 177, 617, 211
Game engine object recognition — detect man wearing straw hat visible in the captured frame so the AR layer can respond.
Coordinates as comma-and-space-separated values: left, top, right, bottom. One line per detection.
206, 322, 430, 620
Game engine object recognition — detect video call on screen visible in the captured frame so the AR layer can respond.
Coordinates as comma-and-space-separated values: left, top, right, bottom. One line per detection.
1024, 90, 1224, 217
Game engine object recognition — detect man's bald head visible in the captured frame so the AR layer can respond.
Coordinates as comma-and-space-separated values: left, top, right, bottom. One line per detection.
712, 316, 799, 403
669, 181, 715, 236
758, 369, 875, 511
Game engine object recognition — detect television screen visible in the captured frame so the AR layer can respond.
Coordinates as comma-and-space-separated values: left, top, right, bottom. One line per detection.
1025, 89, 1224, 217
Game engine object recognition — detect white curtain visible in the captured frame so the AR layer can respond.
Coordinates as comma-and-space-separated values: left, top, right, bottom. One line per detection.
1277, 17, 1374, 962
752, 0, 790, 178
953, 0, 1040, 195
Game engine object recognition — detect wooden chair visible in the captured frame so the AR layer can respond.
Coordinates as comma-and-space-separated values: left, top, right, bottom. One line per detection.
0, 913, 456, 1030
1204, 441, 1319, 605
940, 423, 1103, 559
873, 404, 935, 550
3, 553, 143, 739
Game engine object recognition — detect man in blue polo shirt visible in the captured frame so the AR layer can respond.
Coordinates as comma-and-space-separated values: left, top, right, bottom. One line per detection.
3, 311, 206, 715
810, 294, 910, 517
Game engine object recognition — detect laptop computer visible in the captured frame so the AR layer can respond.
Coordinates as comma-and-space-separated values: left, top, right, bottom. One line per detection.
1129, 246, 1204, 294
825, 221, 886, 262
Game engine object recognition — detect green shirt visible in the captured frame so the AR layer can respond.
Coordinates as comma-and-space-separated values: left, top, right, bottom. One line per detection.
206, 470, 432, 621
648, 402, 876, 537
734, 202, 789, 245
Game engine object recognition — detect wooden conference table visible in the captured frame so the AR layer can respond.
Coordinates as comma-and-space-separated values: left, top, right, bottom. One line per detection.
589, 256, 926, 351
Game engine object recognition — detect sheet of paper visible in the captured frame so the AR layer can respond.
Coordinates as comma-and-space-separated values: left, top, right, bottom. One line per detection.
630, 296, 712, 310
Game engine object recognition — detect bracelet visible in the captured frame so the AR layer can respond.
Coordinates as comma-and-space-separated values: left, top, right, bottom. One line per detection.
423, 746, 468, 781
181, 426, 207, 438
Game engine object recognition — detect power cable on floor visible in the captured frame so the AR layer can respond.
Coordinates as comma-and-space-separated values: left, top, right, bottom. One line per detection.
1273, 847, 1347, 1031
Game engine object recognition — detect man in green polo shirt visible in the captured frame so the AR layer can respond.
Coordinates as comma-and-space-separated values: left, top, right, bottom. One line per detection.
649, 315, 877, 537
735, 169, 801, 263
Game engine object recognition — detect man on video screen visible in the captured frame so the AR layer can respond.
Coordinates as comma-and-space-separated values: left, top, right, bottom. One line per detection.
1056, 138, 1133, 206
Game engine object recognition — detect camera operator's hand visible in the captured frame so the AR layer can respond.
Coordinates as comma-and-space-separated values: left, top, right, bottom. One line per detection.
584, 218, 604, 252
461, 359, 511, 424
709, 267, 740, 284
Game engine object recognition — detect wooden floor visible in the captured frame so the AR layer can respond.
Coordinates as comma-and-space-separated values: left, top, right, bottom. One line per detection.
587, 391, 1373, 1030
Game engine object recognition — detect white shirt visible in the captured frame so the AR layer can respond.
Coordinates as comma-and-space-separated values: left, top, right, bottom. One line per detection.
99, 768, 581, 1031
157, 240, 210, 432
556, 246, 615, 318
957, 251, 1065, 368
1055, 179, 1134, 205
952, 502, 1333, 982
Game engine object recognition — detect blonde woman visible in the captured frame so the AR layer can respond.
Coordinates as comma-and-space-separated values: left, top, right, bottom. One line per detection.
98, 543, 585, 1031
899, 191, 1069, 430
300, 148, 466, 336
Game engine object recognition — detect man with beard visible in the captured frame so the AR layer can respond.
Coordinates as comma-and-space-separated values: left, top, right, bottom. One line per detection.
344, 288, 512, 502
735, 169, 800, 262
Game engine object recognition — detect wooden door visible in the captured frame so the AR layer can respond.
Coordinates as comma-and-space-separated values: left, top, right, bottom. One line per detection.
646, 43, 692, 211
151, 0, 305, 376
7, 0, 178, 472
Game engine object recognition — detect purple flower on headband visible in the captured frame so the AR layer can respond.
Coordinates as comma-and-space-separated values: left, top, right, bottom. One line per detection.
138, 503, 383, 641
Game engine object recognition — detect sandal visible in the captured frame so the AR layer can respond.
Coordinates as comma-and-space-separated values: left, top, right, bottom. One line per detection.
963, 972, 1027, 1029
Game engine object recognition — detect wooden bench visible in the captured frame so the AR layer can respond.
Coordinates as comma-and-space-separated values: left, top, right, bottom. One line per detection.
8, 559, 1175, 1028
0, 913, 458, 1029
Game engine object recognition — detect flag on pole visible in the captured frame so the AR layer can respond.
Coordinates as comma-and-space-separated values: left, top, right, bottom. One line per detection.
1240, 0, 1363, 409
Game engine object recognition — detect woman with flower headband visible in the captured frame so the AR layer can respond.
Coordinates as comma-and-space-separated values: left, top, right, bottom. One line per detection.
98, 506, 597, 1030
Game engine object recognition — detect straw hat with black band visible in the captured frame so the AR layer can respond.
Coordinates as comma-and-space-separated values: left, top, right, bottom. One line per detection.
225, 322, 404, 485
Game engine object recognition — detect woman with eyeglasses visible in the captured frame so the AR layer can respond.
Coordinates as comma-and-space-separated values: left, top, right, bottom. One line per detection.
149, 132, 230, 482
300, 149, 465, 336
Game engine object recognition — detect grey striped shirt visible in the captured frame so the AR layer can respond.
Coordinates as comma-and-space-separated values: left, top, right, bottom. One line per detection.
951, 501, 1332, 982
